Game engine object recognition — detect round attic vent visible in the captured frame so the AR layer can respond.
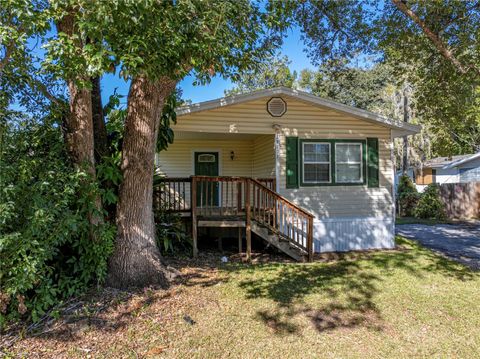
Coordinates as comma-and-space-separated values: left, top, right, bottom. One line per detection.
267, 97, 287, 117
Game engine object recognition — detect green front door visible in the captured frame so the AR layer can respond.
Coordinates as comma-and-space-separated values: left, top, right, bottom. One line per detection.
194, 152, 219, 206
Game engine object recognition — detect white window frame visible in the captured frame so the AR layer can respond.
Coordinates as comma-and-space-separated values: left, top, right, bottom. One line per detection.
197, 154, 216, 163
335, 142, 363, 183
302, 142, 331, 184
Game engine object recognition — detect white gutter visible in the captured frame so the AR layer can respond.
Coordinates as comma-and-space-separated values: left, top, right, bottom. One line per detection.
443, 152, 480, 169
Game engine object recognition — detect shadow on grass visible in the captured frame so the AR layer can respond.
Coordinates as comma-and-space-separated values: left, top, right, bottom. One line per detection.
4, 240, 476, 348
227, 237, 476, 335
2, 253, 226, 348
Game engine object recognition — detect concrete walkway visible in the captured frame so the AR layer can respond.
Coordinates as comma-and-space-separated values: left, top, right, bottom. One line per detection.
396, 223, 480, 270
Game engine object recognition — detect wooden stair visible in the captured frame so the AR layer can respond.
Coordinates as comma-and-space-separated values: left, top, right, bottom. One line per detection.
155, 175, 314, 262
251, 221, 307, 261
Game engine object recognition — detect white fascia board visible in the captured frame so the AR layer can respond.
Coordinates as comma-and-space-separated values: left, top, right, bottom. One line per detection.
443, 152, 480, 169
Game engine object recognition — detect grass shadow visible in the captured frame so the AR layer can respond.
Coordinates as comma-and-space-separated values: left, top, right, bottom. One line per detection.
226, 236, 476, 335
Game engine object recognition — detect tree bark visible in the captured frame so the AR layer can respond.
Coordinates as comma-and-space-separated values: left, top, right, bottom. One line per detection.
57, 11, 103, 230
402, 88, 409, 173
107, 75, 177, 289
91, 76, 110, 162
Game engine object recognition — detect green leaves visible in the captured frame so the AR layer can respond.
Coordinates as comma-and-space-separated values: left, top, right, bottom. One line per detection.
298, 60, 393, 113
376, 1, 480, 155
0, 117, 114, 325
157, 89, 183, 152
287, 0, 376, 64
225, 54, 297, 95
414, 184, 446, 220
154, 206, 191, 255
44, 0, 286, 83
397, 174, 420, 217
292, 1, 480, 156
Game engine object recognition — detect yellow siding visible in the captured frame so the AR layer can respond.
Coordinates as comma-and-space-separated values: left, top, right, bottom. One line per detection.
167, 95, 394, 219
157, 139, 253, 177
252, 135, 275, 178
174, 95, 392, 136
278, 129, 393, 219
157, 139, 257, 208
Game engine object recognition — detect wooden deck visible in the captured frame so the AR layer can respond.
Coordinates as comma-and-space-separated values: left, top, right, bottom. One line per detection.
154, 176, 314, 261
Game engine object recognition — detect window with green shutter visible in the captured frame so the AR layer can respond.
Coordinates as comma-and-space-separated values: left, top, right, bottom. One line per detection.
299, 139, 368, 186
285, 137, 299, 188
367, 137, 379, 188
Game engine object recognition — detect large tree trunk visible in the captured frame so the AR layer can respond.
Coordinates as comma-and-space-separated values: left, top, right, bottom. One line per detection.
57, 12, 103, 230
402, 89, 409, 173
65, 83, 96, 174
91, 76, 109, 162
107, 75, 176, 289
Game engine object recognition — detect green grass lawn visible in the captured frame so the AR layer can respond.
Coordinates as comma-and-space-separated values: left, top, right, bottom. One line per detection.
5, 237, 480, 358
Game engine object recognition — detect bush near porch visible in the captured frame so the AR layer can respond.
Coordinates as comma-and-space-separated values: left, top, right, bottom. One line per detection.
397, 175, 446, 220
3, 237, 480, 358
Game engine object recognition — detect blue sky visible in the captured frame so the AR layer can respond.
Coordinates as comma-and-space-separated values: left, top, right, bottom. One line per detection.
101, 26, 314, 105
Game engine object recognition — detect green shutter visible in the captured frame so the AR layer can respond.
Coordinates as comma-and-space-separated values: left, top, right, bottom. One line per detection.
367, 137, 379, 188
286, 137, 299, 188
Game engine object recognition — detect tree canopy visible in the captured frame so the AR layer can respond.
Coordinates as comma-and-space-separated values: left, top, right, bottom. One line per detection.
0, 0, 291, 319
291, 0, 480, 155
298, 60, 394, 114
224, 55, 297, 95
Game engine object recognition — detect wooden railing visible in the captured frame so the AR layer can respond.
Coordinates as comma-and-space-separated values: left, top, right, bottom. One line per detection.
191, 176, 246, 217
154, 175, 313, 261
154, 177, 191, 213
257, 178, 276, 191
250, 178, 313, 260
154, 177, 275, 213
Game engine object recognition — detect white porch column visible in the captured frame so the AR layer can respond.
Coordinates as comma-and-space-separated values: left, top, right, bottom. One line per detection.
272, 124, 282, 193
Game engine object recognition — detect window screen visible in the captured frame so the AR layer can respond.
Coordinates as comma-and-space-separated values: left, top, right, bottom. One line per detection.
335, 143, 362, 183
303, 143, 331, 183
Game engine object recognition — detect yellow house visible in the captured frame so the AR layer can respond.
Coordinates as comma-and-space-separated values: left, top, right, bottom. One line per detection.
156, 87, 420, 260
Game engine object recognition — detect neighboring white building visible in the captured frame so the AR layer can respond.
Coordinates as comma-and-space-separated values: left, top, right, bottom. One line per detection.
396, 152, 480, 192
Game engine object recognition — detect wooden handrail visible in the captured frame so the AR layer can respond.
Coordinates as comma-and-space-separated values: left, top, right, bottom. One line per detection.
155, 177, 192, 182
248, 178, 314, 260
249, 178, 315, 218
155, 175, 313, 261
190, 175, 245, 181
257, 178, 276, 191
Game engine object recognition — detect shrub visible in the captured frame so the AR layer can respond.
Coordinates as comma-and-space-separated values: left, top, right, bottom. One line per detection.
397, 174, 419, 217
152, 175, 192, 255
414, 184, 446, 219
0, 117, 115, 326
154, 209, 191, 255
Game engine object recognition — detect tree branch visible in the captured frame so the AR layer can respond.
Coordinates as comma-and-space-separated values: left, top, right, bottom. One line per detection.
26, 76, 66, 109
391, 0, 479, 76
0, 42, 14, 77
